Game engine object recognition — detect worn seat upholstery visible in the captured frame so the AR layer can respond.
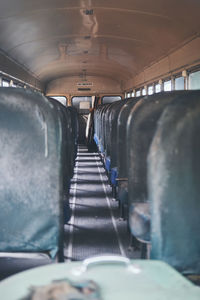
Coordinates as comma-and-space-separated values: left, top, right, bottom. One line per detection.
148, 91, 200, 274
0, 88, 65, 279
116, 97, 140, 216
48, 97, 74, 223
127, 92, 191, 242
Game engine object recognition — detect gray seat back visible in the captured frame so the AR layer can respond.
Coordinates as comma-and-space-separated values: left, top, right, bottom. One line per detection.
148, 91, 200, 274
0, 88, 64, 259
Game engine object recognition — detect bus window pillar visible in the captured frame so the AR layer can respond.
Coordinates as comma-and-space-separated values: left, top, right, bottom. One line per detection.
0, 77, 2, 87
159, 79, 164, 92
152, 83, 155, 94
144, 85, 148, 95
171, 76, 175, 91
182, 70, 188, 90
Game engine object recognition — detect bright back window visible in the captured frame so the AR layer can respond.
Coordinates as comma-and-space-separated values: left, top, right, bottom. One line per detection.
72, 96, 92, 113
50, 96, 67, 106
189, 71, 200, 90
102, 96, 121, 104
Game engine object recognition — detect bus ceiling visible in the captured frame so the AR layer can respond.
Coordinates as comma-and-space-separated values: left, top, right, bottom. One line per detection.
0, 1, 200, 95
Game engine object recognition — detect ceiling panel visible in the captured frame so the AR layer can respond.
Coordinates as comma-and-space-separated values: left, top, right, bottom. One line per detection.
0, 0, 199, 84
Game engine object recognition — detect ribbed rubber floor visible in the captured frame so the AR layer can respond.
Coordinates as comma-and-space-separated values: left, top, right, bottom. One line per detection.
64, 145, 140, 261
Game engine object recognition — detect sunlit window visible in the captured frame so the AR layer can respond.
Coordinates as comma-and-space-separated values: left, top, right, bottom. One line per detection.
50, 96, 67, 106
189, 70, 200, 90
155, 83, 161, 93
148, 86, 154, 95
102, 96, 121, 104
136, 90, 141, 97
131, 91, 135, 97
164, 80, 172, 91
142, 88, 146, 96
175, 76, 184, 90
2, 79, 10, 87
72, 96, 92, 113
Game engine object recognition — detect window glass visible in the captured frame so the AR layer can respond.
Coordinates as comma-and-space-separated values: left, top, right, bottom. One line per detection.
50, 96, 67, 106
155, 83, 161, 93
136, 90, 141, 97
131, 91, 135, 97
189, 71, 200, 90
175, 77, 184, 90
79, 101, 90, 109
142, 88, 146, 96
72, 96, 92, 113
102, 96, 121, 104
164, 80, 172, 91
2, 80, 10, 87
148, 86, 154, 95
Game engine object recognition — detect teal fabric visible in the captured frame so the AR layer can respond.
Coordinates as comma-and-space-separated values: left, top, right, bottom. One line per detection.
149, 91, 200, 274
0, 88, 64, 258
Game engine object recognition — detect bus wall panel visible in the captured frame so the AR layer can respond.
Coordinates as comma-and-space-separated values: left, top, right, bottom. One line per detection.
124, 37, 200, 90
0, 51, 44, 91
46, 76, 122, 97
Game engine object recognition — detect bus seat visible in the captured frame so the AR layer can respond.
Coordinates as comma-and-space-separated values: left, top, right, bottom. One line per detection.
109, 101, 127, 192
66, 106, 79, 159
127, 92, 192, 242
116, 98, 140, 217
0, 88, 65, 278
148, 91, 200, 275
48, 98, 73, 223
110, 100, 126, 170
101, 101, 125, 182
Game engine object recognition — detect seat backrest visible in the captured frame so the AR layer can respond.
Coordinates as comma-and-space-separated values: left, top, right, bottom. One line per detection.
0, 88, 64, 259
66, 106, 79, 158
109, 101, 126, 169
103, 102, 117, 156
99, 103, 113, 154
148, 91, 200, 274
48, 98, 72, 188
127, 92, 188, 206
117, 98, 140, 179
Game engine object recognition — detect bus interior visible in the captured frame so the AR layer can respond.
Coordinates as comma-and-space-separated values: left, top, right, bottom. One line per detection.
0, 1, 200, 299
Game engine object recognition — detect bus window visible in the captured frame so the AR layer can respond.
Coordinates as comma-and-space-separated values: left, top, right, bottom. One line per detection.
164, 80, 172, 91
131, 91, 135, 97
50, 96, 67, 106
155, 83, 161, 93
142, 88, 146, 96
72, 96, 92, 113
136, 90, 141, 97
148, 86, 154, 95
189, 70, 200, 90
102, 96, 122, 104
175, 76, 184, 90
2, 79, 10, 87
